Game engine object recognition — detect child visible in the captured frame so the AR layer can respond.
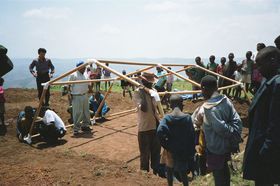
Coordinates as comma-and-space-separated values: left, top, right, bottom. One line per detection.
0, 78, 6, 134
192, 75, 242, 186
233, 65, 242, 100
120, 70, 132, 99
103, 63, 111, 91
157, 95, 195, 186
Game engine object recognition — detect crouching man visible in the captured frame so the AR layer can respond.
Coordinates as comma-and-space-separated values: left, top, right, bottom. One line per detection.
39, 106, 66, 144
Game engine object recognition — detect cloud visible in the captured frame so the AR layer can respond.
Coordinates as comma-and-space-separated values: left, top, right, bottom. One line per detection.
23, 7, 72, 20
144, 1, 180, 12
97, 24, 121, 35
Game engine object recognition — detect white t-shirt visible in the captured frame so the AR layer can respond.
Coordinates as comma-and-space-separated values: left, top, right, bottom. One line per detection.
43, 110, 66, 131
149, 89, 161, 102
234, 71, 242, 82
69, 71, 89, 95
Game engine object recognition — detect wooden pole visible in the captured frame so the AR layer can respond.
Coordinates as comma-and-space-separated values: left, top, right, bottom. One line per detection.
94, 82, 115, 117
107, 108, 137, 118
49, 62, 92, 85
97, 59, 185, 67
51, 66, 154, 86
158, 83, 240, 95
158, 65, 194, 78
157, 64, 201, 87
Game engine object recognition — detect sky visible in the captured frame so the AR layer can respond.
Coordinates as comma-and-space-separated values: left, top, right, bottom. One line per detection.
0, 0, 280, 59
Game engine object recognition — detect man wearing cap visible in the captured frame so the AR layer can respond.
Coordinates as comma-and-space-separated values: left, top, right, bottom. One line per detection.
29, 48, 55, 106
68, 61, 92, 135
243, 46, 280, 186
133, 72, 161, 174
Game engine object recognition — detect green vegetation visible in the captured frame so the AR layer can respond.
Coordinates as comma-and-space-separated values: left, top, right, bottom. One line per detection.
191, 153, 254, 186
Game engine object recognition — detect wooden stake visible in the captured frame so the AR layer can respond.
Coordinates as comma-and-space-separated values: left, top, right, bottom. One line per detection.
94, 82, 115, 117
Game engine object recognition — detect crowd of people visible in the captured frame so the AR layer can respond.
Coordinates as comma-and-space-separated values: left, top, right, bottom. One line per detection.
0, 35, 280, 185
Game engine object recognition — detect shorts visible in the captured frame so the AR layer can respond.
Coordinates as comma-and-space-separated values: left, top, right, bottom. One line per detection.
0, 102, 5, 114
242, 74, 251, 83
104, 76, 111, 79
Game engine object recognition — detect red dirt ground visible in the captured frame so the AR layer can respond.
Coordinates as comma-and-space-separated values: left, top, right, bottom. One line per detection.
0, 88, 249, 185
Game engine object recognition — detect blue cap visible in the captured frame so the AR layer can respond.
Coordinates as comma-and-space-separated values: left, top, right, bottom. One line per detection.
76, 61, 84, 67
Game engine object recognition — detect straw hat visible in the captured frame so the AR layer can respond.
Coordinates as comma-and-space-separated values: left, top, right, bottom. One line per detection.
139, 72, 157, 83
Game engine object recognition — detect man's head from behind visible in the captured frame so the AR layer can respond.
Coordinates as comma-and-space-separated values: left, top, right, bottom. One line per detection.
256, 46, 280, 79
170, 95, 183, 111
257, 43, 266, 52
274, 35, 280, 50
201, 75, 218, 99
24, 106, 34, 120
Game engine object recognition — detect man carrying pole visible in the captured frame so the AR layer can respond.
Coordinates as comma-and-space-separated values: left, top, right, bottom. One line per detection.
133, 72, 162, 175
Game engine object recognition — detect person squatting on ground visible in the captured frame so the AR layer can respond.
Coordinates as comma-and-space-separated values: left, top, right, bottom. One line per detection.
16, 106, 36, 142
68, 61, 92, 135
157, 95, 195, 186
0, 78, 6, 135
38, 106, 67, 144
121, 70, 132, 99
243, 46, 280, 186
103, 63, 112, 91
192, 75, 243, 186
133, 72, 161, 174
89, 91, 110, 119
29, 48, 54, 106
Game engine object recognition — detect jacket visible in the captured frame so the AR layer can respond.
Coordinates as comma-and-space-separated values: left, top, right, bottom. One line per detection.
243, 75, 280, 183
202, 93, 242, 155
157, 113, 195, 161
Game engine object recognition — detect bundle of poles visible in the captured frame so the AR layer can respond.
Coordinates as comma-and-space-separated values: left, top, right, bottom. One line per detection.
24, 59, 251, 143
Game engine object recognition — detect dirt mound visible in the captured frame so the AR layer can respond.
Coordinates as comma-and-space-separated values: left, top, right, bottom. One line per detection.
0, 88, 249, 185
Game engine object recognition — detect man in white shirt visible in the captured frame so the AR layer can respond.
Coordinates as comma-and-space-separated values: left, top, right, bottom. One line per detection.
39, 107, 66, 144
68, 61, 92, 135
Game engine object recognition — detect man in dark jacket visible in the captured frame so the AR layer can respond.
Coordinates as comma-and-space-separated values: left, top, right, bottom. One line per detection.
157, 95, 195, 186
243, 46, 280, 186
